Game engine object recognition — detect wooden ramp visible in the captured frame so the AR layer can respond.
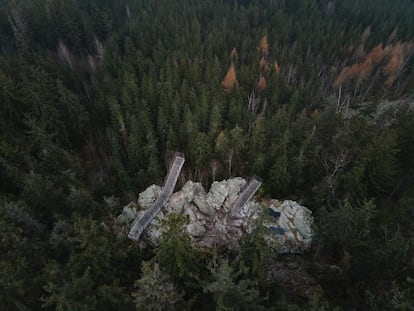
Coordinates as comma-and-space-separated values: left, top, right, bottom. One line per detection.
128, 154, 185, 241
231, 177, 262, 211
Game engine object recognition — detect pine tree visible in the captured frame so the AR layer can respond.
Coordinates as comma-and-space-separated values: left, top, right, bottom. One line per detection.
132, 262, 184, 311
152, 214, 203, 290
203, 257, 264, 311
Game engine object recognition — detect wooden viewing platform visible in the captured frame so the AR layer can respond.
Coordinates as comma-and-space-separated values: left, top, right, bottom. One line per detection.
128, 154, 185, 241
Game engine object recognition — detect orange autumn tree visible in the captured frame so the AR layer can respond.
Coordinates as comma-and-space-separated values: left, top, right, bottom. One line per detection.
257, 76, 267, 91
334, 43, 386, 88
334, 42, 414, 88
222, 63, 237, 92
383, 41, 414, 86
368, 44, 386, 64
333, 38, 414, 99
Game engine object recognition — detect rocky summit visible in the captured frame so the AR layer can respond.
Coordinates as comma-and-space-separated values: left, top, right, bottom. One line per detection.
116, 178, 314, 253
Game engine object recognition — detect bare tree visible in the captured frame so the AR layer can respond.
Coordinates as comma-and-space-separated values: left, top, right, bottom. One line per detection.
322, 147, 351, 201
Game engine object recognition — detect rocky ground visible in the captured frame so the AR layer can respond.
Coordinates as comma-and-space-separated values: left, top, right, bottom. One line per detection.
116, 178, 314, 254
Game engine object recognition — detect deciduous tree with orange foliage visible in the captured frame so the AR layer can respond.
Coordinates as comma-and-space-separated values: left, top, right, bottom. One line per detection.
384, 41, 414, 87
334, 38, 414, 100
221, 63, 237, 92
257, 76, 267, 91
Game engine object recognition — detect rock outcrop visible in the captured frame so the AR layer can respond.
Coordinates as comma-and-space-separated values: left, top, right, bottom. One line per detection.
263, 200, 314, 253
116, 178, 314, 253
138, 185, 162, 209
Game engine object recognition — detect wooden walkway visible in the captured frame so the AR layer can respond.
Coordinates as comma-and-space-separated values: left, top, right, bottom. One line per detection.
231, 177, 262, 211
128, 154, 185, 241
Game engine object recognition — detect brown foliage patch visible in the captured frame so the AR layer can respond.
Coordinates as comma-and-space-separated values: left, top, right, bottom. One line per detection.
259, 35, 269, 55
221, 63, 237, 92
257, 76, 267, 91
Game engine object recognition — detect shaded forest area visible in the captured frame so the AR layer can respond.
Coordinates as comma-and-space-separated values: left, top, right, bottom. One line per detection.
1, 0, 414, 310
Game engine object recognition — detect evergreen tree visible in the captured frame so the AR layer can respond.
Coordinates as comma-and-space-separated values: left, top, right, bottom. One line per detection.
132, 262, 184, 311
203, 257, 264, 311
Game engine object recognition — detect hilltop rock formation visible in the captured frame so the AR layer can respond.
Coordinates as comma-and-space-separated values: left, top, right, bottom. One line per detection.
263, 200, 314, 253
116, 178, 314, 253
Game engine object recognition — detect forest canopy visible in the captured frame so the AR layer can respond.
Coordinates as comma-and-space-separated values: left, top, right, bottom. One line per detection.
1, 0, 414, 310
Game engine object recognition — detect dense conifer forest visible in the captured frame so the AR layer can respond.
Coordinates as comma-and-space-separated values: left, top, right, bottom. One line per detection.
1, 0, 414, 310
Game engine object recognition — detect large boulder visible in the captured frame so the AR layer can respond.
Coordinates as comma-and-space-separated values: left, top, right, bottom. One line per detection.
116, 202, 139, 225
206, 181, 229, 209
138, 184, 162, 209
167, 192, 186, 214
263, 200, 314, 253
181, 181, 202, 202
193, 193, 214, 216
224, 177, 246, 210
187, 222, 206, 237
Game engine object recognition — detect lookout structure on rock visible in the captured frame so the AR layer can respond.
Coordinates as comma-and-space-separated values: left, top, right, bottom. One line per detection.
232, 177, 262, 211
128, 153, 262, 242
128, 153, 185, 241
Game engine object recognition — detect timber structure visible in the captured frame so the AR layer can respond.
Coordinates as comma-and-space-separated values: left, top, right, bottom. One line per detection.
231, 177, 262, 211
128, 153, 185, 241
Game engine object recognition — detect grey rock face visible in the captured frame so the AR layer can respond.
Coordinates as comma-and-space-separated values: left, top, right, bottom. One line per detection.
206, 181, 229, 209
193, 193, 214, 216
181, 181, 199, 202
168, 192, 186, 214
120, 178, 313, 253
224, 177, 246, 209
263, 200, 314, 253
187, 222, 206, 237
116, 202, 139, 225
138, 185, 162, 209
